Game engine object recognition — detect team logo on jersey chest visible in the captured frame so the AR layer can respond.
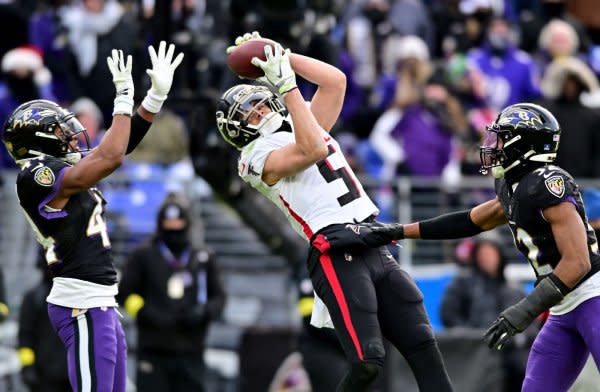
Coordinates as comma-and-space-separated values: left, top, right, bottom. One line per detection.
34, 166, 55, 187
545, 175, 565, 198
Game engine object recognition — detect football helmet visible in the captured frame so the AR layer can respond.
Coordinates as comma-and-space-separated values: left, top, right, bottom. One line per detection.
480, 103, 561, 179
2, 99, 90, 163
216, 84, 287, 149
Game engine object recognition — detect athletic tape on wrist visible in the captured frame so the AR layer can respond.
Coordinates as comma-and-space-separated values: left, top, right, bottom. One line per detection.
113, 95, 134, 116
141, 89, 167, 114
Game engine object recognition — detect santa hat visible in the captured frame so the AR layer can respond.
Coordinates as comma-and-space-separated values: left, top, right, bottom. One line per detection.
1, 46, 52, 87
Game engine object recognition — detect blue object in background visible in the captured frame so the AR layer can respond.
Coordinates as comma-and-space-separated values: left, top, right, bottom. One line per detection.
414, 274, 455, 332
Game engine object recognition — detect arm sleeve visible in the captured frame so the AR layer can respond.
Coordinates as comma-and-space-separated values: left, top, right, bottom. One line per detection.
125, 112, 153, 154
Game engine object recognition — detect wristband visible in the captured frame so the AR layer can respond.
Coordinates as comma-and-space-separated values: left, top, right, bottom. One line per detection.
141, 89, 167, 114
548, 273, 571, 296
113, 95, 134, 116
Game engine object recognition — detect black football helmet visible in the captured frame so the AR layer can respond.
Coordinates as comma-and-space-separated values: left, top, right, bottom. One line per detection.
480, 103, 561, 179
2, 99, 90, 163
216, 84, 286, 150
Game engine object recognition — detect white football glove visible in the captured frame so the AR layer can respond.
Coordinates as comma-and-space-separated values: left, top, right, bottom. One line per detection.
251, 44, 297, 95
141, 41, 184, 113
226, 31, 261, 54
107, 49, 134, 116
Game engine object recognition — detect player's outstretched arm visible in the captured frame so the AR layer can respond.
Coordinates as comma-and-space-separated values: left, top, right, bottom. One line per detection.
315, 198, 507, 250
288, 53, 346, 132
127, 41, 184, 153
50, 49, 134, 206
251, 43, 328, 185
378, 198, 505, 242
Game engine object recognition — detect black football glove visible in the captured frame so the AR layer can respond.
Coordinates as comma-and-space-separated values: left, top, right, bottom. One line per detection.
484, 275, 566, 351
317, 222, 404, 251
484, 316, 518, 351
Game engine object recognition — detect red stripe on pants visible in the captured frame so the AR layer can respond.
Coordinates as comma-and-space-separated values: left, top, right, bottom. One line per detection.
318, 252, 364, 360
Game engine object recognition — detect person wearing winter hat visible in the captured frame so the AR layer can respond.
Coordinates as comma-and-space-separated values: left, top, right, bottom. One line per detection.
0, 45, 55, 168
536, 56, 600, 177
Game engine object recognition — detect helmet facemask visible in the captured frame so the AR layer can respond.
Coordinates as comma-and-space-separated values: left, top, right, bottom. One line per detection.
3, 100, 93, 164
479, 125, 512, 177
27, 112, 91, 164
479, 103, 561, 180
216, 85, 287, 150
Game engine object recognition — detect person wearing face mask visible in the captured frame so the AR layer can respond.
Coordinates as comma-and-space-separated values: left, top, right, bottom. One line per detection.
467, 17, 540, 111
118, 193, 225, 392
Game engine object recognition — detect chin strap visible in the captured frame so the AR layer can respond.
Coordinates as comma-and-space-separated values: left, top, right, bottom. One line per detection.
257, 112, 285, 136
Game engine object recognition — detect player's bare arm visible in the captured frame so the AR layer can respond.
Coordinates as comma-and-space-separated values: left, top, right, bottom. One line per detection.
50, 49, 134, 206
289, 53, 346, 132
50, 42, 183, 207
250, 44, 328, 185
545, 202, 592, 288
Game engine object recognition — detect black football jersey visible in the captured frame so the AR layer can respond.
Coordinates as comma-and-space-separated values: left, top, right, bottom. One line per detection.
495, 165, 600, 285
16, 155, 117, 285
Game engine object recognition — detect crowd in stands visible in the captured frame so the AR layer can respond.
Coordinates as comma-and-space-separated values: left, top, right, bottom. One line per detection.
1, 0, 600, 185
2, 1, 600, 390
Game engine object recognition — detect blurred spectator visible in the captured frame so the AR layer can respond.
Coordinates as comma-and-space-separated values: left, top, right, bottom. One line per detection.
441, 237, 529, 392
563, 0, 598, 48
344, 0, 389, 92
467, 17, 540, 111
295, 273, 347, 391
118, 193, 225, 392
0, 0, 28, 64
519, 0, 591, 56
60, 0, 138, 124
374, 35, 431, 111
538, 19, 580, 63
388, 0, 435, 51
29, 0, 78, 103
70, 97, 105, 148
127, 108, 190, 165
537, 57, 600, 178
371, 42, 468, 177
0, 46, 54, 119
0, 46, 55, 168
18, 252, 69, 392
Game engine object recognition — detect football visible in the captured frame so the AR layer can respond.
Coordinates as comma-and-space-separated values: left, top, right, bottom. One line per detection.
227, 38, 277, 79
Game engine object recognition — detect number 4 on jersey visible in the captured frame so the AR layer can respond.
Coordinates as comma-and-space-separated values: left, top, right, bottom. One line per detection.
87, 191, 111, 248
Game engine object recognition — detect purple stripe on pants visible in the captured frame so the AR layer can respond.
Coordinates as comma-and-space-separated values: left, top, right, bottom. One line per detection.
523, 296, 600, 392
48, 304, 127, 392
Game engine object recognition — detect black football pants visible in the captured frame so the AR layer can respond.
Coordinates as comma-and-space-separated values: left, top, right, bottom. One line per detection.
307, 240, 453, 392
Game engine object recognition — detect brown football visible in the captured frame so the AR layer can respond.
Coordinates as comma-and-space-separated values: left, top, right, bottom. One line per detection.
226, 38, 277, 79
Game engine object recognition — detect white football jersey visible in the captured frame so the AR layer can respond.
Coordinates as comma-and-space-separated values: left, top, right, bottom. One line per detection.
238, 122, 379, 241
